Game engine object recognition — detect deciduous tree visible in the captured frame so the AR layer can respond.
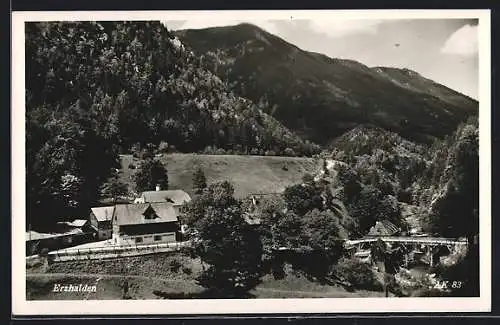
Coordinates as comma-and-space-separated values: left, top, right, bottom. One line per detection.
185, 181, 263, 297
192, 167, 207, 194
133, 159, 168, 192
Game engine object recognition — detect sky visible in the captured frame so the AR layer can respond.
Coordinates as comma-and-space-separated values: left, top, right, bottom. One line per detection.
163, 18, 479, 99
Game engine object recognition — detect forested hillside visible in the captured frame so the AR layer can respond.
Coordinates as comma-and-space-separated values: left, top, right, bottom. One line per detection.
26, 21, 320, 228
176, 23, 478, 145
328, 117, 478, 240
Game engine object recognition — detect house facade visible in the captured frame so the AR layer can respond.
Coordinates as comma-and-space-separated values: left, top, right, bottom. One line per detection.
89, 206, 114, 240
111, 202, 180, 245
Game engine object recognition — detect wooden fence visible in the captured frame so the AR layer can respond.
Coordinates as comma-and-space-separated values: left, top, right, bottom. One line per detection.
47, 241, 192, 263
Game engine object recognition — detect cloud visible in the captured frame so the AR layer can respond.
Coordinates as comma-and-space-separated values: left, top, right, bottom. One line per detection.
440, 24, 478, 56
306, 19, 384, 38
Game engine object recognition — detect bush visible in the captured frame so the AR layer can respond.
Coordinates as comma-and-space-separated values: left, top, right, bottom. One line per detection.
397, 188, 412, 203
158, 141, 169, 153
128, 163, 136, 169
283, 148, 296, 157
169, 258, 182, 273
140, 148, 155, 160
203, 146, 215, 154
131, 142, 141, 158
332, 258, 382, 291
264, 150, 276, 156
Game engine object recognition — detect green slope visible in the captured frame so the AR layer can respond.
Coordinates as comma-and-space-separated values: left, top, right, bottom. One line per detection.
120, 153, 322, 199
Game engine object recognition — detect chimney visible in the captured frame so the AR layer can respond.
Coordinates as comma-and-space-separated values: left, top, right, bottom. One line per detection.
155, 184, 161, 191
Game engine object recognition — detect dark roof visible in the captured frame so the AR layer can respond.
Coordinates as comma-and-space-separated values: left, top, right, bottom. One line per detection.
368, 220, 400, 237
115, 202, 179, 226
64, 219, 88, 227
140, 190, 191, 205
26, 229, 83, 241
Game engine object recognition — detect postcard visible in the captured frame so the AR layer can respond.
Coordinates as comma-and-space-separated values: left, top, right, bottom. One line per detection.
12, 9, 491, 315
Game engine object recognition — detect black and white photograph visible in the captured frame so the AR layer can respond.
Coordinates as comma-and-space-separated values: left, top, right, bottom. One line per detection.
12, 10, 491, 315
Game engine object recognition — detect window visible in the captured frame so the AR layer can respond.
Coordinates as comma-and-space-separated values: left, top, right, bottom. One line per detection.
154, 235, 162, 241
143, 208, 158, 220
135, 237, 143, 243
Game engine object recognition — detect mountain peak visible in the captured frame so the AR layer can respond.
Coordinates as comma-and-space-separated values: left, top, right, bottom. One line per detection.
372, 66, 478, 106
176, 24, 478, 145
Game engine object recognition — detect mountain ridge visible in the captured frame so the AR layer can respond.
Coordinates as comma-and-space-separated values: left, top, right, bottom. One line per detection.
174, 23, 478, 145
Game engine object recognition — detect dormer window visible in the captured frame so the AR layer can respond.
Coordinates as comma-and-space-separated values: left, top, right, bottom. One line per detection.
143, 206, 158, 220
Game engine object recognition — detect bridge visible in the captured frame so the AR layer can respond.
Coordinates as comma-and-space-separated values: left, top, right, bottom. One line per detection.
344, 236, 469, 267
345, 236, 468, 247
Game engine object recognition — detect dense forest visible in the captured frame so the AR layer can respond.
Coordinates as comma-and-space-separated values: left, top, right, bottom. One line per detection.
25, 21, 320, 228
328, 118, 478, 239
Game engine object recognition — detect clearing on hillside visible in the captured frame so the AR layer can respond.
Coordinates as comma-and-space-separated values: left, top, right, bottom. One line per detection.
120, 154, 322, 199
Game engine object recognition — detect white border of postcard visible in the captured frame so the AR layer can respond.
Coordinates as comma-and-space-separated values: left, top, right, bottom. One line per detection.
12, 9, 492, 315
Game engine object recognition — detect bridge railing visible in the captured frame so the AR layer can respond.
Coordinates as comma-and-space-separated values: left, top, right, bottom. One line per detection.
344, 236, 468, 246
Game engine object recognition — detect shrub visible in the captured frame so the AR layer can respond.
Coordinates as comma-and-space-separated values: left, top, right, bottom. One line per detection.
158, 141, 169, 153
169, 258, 182, 273
128, 163, 136, 169
264, 150, 276, 156
40, 248, 49, 257
193, 167, 207, 194
332, 258, 382, 291
131, 142, 141, 158
140, 148, 155, 160
397, 188, 412, 203
203, 146, 214, 154
283, 148, 296, 157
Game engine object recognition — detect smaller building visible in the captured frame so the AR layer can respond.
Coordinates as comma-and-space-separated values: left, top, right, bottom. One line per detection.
367, 220, 401, 237
89, 206, 115, 240
25, 227, 92, 256
243, 212, 262, 227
